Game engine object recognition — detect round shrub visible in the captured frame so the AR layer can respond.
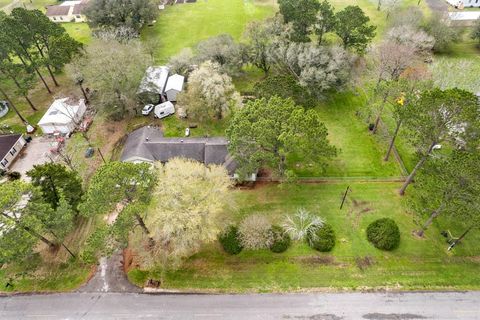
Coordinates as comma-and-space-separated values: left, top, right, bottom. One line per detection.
306, 223, 336, 252
269, 225, 291, 253
238, 214, 273, 250
366, 218, 400, 251
219, 226, 243, 255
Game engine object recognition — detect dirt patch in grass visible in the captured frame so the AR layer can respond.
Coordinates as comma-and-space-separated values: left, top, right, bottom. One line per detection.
296, 255, 336, 266
355, 256, 375, 271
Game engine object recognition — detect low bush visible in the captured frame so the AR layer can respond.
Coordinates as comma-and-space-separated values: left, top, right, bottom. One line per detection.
238, 214, 273, 250
219, 226, 243, 255
6, 171, 21, 181
366, 218, 400, 251
306, 223, 336, 252
269, 225, 291, 253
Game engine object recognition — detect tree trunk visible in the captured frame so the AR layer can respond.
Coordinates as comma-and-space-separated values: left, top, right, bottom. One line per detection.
24, 226, 56, 248
399, 141, 436, 195
79, 83, 89, 104
448, 225, 474, 251
0, 87, 28, 124
385, 119, 402, 161
1, 70, 37, 111
372, 90, 389, 134
416, 203, 445, 237
34, 67, 52, 94
35, 41, 59, 87
50, 230, 76, 259
134, 213, 155, 247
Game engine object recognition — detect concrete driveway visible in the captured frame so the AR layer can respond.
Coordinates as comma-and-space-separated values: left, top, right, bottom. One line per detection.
10, 137, 57, 179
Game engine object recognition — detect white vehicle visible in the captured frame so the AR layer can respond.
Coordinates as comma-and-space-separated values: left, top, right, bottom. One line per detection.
185, 127, 190, 137
154, 101, 175, 119
142, 104, 154, 116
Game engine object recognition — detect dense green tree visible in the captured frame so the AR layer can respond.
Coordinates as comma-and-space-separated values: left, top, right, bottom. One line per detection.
410, 150, 480, 237
84, 0, 157, 32
226, 96, 337, 178
399, 88, 479, 195
80, 162, 156, 240
423, 13, 461, 53
27, 163, 83, 211
278, 0, 320, 42
196, 34, 246, 74
334, 6, 376, 53
314, 0, 337, 45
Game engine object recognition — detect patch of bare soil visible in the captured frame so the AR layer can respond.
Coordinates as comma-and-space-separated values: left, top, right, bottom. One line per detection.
296, 255, 336, 266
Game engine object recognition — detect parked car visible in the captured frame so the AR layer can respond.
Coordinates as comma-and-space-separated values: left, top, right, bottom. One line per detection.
142, 104, 155, 116
185, 127, 190, 137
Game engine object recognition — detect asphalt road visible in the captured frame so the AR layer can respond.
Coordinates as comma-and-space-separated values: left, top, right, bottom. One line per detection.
1, 291, 480, 320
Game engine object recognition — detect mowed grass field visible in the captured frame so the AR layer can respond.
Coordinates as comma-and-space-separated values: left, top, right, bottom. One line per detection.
141, 0, 276, 63
129, 182, 480, 292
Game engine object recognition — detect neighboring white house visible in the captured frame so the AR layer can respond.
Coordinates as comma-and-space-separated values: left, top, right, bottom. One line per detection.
0, 134, 26, 171
165, 74, 185, 102
38, 98, 87, 135
45, 0, 89, 23
446, 0, 480, 7
448, 11, 480, 21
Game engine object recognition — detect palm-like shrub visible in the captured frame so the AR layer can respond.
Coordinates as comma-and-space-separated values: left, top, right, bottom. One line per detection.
283, 208, 325, 242
238, 214, 273, 250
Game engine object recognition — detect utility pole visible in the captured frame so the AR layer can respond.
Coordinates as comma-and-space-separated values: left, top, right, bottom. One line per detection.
340, 186, 350, 210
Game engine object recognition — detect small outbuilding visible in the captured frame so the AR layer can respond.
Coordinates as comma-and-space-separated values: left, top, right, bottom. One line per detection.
138, 66, 170, 104
38, 98, 87, 135
165, 74, 185, 102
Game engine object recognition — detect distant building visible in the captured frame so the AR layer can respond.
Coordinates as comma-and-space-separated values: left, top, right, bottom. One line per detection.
138, 67, 185, 104
0, 134, 26, 171
38, 98, 87, 135
165, 74, 185, 102
446, 0, 480, 8
45, 0, 89, 23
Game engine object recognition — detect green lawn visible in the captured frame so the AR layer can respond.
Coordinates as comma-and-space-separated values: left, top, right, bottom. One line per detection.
129, 182, 480, 292
61, 23, 92, 44
289, 92, 403, 178
1, 0, 56, 12
141, 0, 276, 63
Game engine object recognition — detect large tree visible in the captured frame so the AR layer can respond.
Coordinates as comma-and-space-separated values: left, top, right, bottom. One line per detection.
410, 150, 480, 237
314, 0, 337, 45
195, 34, 245, 75
226, 96, 337, 178
334, 6, 376, 54
141, 159, 233, 271
84, 0, 157, 32
79, 162, 156, 241
399, 88, 480, 195
423, 13, 461, 53
269, 40, 351, 95
243, 17, 283, 75
278, 0, 320, 42
76, 38, 151, 119
27, 163, 83, 211
177, 61, 240, 121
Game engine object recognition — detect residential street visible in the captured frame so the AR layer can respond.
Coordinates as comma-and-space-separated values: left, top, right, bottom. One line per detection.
1, 291, 480, 319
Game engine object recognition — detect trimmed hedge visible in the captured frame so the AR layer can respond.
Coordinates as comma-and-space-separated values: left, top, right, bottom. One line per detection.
366, 218, 400, 251
219, 226, 243, 255
307, 224, 336, 252
269, 225, 291, 253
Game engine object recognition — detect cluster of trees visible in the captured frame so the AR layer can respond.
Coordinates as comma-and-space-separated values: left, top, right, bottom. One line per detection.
84, 0, 157, 34
0, 8, 82, 124
79, 159, 232, 273
0, 164, 83, 264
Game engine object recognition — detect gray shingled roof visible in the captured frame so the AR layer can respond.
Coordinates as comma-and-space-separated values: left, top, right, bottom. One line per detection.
120, 126, 237, 174
0, 134, 21, 160
45, 5, 70, 16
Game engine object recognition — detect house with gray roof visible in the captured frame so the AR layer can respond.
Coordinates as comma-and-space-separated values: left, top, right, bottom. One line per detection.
120, 126, 240, 176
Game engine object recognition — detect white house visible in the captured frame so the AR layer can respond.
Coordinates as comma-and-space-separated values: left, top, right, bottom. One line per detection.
45, 0, 89, 23
38, 98, 87, 135
165, 74, 185, 102
0, 134, 26, 171
446, 0, 480, 7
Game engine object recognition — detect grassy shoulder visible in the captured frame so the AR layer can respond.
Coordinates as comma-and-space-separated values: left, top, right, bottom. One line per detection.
128, 182, 480, 292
